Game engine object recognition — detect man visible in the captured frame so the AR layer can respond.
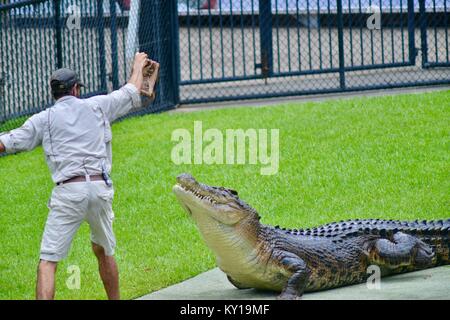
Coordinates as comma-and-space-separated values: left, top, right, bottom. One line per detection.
0, 52, 157, 300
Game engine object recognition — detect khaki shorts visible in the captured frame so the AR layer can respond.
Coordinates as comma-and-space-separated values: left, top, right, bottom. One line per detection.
40, 181, 116, 262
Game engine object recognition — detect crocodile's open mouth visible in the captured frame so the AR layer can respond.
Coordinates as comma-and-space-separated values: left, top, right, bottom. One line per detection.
175, 183, 220, 205
173, 173, 262, 227
173, 173, 238, 206
173, 174, 220, 218
173, 173, 258, 224
173, 183, 214, 216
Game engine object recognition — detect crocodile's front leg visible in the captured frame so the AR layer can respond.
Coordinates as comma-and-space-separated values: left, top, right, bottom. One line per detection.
369, 232, 435, 269
277, 253, 310, 300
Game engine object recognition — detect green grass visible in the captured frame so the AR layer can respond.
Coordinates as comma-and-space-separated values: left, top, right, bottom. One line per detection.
0, 90, 449, 300
0, 116, 27, 132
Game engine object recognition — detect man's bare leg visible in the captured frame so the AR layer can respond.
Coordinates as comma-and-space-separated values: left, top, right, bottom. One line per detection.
92, 242, 120, 300
36, 260, 58, 300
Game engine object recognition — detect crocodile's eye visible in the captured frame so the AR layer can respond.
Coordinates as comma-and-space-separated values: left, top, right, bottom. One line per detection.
227, 189, 238, 196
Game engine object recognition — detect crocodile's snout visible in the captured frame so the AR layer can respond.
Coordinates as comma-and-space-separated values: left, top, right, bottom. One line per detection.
176, 173, 198, 188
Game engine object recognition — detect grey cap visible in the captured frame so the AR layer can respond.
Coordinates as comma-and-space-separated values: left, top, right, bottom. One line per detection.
50, 68, 85, 93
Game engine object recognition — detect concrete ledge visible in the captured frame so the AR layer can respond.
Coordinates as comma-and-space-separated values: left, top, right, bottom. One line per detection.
172, 85, 450, 114
139, 266, 450, 300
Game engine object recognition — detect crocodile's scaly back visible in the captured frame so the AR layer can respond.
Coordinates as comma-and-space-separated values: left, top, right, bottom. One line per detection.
279, 218, 450, 265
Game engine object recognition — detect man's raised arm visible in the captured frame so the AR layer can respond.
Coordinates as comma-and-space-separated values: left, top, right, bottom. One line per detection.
86, 52, 158, 123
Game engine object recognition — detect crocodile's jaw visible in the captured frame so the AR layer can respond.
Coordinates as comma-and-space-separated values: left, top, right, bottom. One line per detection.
173, 173, 260, 226
173, 184, 259, 251
173, 175, 263, 275
172, 184, 246, 226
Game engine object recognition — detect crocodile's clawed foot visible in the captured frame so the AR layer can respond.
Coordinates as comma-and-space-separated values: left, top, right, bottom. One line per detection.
277, 292, 303, 300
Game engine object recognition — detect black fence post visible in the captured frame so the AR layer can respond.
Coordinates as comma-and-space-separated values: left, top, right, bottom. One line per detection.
169, 0, 180, 105
258, 0, 273, 78
139, 1, 155, 61
139, 0, 157, 108
139, 1, 180, 109
418, 0, 428, 67
407, 0, 416, 65
109, 0, 119, 90
97, 0, 106, 92
336, 0, 346, 89
54, 0, 63, 69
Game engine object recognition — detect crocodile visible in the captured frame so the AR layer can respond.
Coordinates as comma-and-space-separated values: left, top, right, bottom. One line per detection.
173, 173, 450, 300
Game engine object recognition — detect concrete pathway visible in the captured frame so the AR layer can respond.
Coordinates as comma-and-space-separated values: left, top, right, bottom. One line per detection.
172, 85, 450, 114
139, 266, 450, 300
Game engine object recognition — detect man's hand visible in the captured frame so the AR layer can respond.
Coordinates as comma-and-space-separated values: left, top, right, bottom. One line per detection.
128, 52, 152, 92
0, 141, 5, 153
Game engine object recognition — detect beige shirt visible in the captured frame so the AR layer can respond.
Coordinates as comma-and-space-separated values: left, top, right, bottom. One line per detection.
0, 84, 141, 184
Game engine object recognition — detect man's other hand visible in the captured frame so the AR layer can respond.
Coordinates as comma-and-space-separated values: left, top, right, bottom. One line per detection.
0, 141, 5, 153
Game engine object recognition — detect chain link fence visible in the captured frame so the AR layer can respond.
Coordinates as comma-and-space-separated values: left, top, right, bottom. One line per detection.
178, 0, 450, 103
0, 0, 179, 133
0, 0, 449, 133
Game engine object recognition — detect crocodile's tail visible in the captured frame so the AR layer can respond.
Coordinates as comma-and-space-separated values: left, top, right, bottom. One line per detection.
304, 218, 450, 265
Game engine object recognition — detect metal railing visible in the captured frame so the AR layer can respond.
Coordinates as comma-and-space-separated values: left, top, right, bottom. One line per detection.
178, 0, 450, 103
0, 0, 179, 132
